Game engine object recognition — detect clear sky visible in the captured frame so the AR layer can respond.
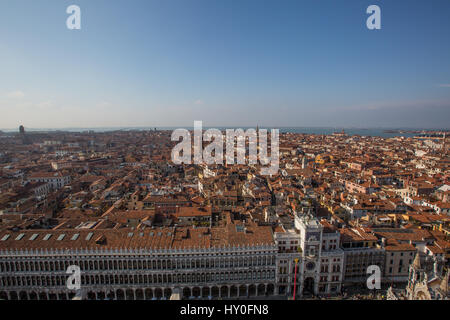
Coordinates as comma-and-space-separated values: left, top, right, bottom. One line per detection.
0, 0, 449, 129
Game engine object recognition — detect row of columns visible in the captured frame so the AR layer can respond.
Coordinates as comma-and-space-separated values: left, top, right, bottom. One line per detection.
1, 269, 276, 288
0, 256, 276, 273
0, 283, 276, 300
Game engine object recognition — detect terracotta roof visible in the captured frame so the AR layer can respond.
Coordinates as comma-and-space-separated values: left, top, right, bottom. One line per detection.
0, 221, 274, 251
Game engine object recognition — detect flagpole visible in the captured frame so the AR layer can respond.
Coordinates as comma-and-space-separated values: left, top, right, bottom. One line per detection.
293, 258, 299, 300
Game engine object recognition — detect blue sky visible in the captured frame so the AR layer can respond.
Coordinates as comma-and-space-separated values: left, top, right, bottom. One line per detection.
0, 0, 449, 129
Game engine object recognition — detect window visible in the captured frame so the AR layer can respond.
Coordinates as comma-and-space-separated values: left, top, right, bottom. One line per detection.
1, 234, 10, 241
29, 234, 39, 241
71, 234, 79, 241
15, 233, 25, 240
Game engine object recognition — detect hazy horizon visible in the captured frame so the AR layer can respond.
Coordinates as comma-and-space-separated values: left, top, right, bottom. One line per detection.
1, 125, 448, 132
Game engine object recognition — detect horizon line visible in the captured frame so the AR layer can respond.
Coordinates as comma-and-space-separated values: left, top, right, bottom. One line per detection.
1, 125, 449, 132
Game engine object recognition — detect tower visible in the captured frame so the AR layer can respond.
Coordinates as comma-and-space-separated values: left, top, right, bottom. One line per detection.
409, 253, 425, 284
406, 253, 431, 300
18, 125, 31, 144
301, 156, 308, 169
443, 132, 447, 156
439, 269, 449, 297
295, 212, 323, 296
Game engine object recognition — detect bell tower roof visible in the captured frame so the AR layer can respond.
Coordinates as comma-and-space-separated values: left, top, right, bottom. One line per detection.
440, 269, 449, 295
413, 253, 421, 269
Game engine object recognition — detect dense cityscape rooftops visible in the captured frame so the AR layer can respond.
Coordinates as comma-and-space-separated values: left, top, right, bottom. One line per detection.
0, 127, 449, 300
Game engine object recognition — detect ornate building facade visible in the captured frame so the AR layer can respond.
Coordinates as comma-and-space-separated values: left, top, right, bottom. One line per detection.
0, 223, 279, 300
386, 254, 449, 300
0, 213, 347, 300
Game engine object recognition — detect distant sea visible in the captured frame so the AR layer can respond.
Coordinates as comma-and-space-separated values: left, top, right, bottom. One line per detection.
1, 127, 446, 138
